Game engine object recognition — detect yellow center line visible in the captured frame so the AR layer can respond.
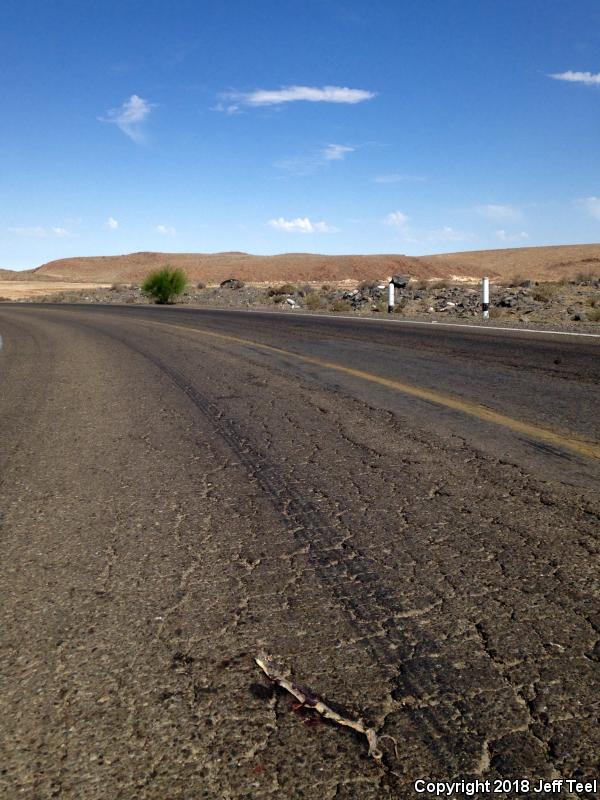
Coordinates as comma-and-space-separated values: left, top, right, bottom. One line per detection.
153, 320, 600, 461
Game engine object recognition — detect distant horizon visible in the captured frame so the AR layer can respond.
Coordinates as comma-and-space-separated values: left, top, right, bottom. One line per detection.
5, 240, 600, 275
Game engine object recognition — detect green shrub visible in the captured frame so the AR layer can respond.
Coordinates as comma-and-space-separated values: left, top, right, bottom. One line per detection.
142, 267, 187, 304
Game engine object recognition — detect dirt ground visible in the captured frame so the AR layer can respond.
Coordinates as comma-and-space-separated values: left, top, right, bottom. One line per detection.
3, 275, 599, 333
2, 242, 600, 285
0, 281, 111, 300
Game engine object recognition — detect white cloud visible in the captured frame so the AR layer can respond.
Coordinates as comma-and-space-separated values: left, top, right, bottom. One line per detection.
381, 216, 475, 246
100, 94, 155, 142
323, 143, 354, 161
211, 101, 242, 115
156, 224, 176, 236
276, 143, 355, 175
373, 174, 425, 184
495, 229, 529, 242
8, 226, 47, 238
429, 226, 472, 242
578, 196, 600, 220
106, 216, 119, 230
7, 225, 73, 238
384, 211, 409, 227
219, 85, 375, 109
549, 71, 600, 86
267, 216, 338, 233
475, 204, 521, 221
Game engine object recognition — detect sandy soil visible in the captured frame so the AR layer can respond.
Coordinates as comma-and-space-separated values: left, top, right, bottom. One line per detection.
0, 281, 111, 300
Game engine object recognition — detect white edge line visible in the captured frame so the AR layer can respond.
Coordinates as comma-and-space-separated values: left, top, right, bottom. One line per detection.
178, 307, 600, 340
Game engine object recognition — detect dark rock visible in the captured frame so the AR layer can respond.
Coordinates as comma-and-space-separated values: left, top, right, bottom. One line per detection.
220, 278, 245, 289
519, 280, 533, 288
391, 274, 410, 288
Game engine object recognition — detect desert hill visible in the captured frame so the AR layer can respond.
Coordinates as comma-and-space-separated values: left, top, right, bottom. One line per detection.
1, 244, 599, 284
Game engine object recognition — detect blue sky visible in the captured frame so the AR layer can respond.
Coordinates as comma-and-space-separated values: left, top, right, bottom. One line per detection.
1, 0, 600, 269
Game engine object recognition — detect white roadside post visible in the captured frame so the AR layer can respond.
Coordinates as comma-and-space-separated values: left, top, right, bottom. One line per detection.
482, 276, 490, 320
388, 280, 395, 313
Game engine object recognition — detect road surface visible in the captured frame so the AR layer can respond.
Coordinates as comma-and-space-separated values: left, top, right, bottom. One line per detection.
1, 305, 598, 799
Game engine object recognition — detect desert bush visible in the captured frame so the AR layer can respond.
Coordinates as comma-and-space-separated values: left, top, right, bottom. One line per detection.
488, 307, 505, 319
393, 297, 408, 313
532, 283, 558, 302
430, 279, 450, 290
358, 279, 380, 291
271, 294, 285, 304
330, 299, 352, 312
304, 293, 324, 310
508, 274, 526, 287
573, 271, 597, 284
268, 283, 296, 296
110, 282, 125, 291
196, 281, 206, 290
586, 295, 600, 308
142, 266, 187, 304
587, 308, 600, 322
414, 279, 429, 290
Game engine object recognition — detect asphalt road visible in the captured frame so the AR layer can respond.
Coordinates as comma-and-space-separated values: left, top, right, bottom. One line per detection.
1, 305, 598, 799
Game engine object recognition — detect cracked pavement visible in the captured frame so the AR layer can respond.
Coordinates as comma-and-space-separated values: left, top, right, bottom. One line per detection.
0, 306, 598, 799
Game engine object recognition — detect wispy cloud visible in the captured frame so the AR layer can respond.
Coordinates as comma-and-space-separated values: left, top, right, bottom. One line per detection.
495, 229, 529, 242
549, 71, 600, 86
268, 216, 338, 233
7, 225, 73, 238
156, 224, 176, 236
382, 216, 475, 245
99, 94, 155, 142
276, 143, 356, 175
106, 216, 119, 230
577, 196, 600, 220
8, 226, 47, 238
218, 85, 375, 113
323, 143, 354, 161
475, 203, 521, 221
428, 226, 474, 243
373, 174, 426, 184
384, 211, 409, 227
